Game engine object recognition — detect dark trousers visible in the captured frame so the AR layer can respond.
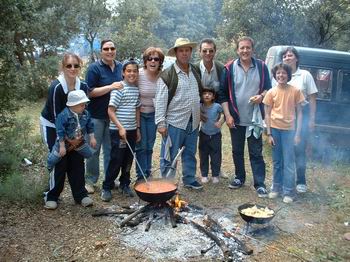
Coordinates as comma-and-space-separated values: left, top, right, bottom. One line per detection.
199, 131, 222, 177
295, 105, 310, 185
44, 126, 88, 203
229, 125, 266, 189
103, 129, 136, 190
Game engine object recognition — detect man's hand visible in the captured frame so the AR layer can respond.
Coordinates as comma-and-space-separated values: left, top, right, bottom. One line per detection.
249, 94, 263, 104
89, 136, 97, 148
158, 127, 167, 138
225, 114, 235, 129
267, 135, 275, 146
110, 81, 123, 91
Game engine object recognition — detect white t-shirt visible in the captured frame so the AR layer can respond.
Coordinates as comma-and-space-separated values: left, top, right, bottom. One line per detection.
289, 68, 318, 102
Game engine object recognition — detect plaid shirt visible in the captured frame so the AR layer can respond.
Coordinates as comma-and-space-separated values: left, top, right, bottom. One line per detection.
155, 63, 200, 131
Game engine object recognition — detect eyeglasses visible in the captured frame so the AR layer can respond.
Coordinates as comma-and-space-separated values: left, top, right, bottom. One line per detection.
147, 57, 160, 62
65, 64, 80, 69
102, 47, 116, 51
202, 49, 215, 54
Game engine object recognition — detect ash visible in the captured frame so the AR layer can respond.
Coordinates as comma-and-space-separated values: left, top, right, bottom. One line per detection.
112, 204, 246, 261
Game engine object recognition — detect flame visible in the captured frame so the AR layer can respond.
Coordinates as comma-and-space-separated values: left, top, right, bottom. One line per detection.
173, 193, 187, 211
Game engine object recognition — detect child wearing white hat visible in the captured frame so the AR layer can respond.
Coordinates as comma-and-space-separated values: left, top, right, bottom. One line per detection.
45, 90, 96, 209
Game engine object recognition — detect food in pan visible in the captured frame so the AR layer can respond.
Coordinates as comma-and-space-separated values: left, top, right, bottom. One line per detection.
240, 205, 274, 218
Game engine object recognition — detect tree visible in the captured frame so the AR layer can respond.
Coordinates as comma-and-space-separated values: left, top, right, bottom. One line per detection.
79, 0, 111, 62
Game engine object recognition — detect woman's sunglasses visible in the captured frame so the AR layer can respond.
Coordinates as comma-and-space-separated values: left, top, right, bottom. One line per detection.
65, 64, 80, 69
147, 57, 160, 62
102, 47, 116, 51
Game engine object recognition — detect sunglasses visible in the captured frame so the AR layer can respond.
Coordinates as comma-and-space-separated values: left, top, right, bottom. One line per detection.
147, 57, 160, 62
202, 49, 214, 54
65, 64, 80, 69
102, 47, 116, 51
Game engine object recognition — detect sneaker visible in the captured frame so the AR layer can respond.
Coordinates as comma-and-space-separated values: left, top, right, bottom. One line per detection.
212, 177, 219, 184
228, 178, 243, 189
256, 187, 268, 198
184, 180, 203, 190
44, 200, 58, 210
268, 191, 279, 199
101, 189, 112, 202
201, 177, 209, 183
120, 186, 135, 197
85, 184, 95, 194
296, 184, 307, 193
114, 180, 120, 189
283, 196, 294, 203
81, 196, 93, 207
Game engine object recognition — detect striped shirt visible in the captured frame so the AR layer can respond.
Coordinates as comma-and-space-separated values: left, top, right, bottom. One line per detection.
139, 68, 157, 113
155, 63, 200, 131
109, 81, 140, 130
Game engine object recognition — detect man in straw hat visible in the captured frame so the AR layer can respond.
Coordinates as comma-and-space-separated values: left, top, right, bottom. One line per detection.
155, 38, 204, 190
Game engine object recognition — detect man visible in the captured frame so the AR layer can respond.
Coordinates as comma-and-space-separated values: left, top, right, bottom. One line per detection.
218, 36, 271, 197
195, 38, 224, 95
155, 38, 203, 190
85, 39, 123, 193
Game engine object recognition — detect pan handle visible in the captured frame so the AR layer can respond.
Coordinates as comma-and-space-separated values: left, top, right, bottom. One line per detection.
165, 146, 185, 178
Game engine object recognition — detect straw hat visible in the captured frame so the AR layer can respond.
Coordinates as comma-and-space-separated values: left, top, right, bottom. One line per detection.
167, 38, 197, 57
66, 90, 90, 106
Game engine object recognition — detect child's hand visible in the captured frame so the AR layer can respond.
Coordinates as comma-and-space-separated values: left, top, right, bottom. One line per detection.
59, 145, 66, 157
214, 121, 222, 128
119, 127, 127, 140
294, 135, 301, 145
267, 135, 275, 146
90, 136, 97, 148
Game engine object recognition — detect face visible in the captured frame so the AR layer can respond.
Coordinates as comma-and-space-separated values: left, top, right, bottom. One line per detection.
101, 41, 116, 63
282, 51, 297, 68
145, 52, 161, 73
237, 40, 253, 62
175, 46, 192, 66
70, 103, 86, 114
123, 64, 138, 84
202, 91, 215, 103
63, 56, 81, 79
275, 68, 289, 85
200, 43, 216, 63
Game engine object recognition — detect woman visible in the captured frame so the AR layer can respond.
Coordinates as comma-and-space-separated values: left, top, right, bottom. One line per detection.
40, 53, 93, 209
281, 47, 318, 193
135, 47, 164, 180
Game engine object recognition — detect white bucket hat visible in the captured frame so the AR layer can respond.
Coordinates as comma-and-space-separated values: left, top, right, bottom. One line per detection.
66, 90, 90, 106
167, 38, 197, 57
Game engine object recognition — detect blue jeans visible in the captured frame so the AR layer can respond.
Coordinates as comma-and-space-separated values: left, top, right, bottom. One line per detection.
135, 112, 157, 179
271, 128, 296, 197
47, 140, 94, 171
229, 125, 266, 189
160, 121, 198, 185
86, 118, 111, 184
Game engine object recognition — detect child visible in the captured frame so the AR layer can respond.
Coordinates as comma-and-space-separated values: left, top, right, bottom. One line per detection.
199, 87, 224, 184
45, 89, 96, 209
101, 59, 141, 201
263, 63, 305, 203
47, 90, 96, 170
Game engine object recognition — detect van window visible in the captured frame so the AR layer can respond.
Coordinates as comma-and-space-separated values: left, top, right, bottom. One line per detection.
337, 71, 350, 103
300, 66, 332, 101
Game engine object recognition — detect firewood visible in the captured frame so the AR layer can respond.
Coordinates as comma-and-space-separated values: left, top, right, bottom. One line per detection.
120, 204, 150, 227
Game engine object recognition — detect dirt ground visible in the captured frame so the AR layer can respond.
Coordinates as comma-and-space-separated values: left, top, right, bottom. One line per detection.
1, 103, 349, 261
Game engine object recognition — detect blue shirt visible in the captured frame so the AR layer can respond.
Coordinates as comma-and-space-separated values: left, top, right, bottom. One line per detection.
85, 60, 123, 119
109, 81, 141, 130
55, 107, 94, 141
200, 102, 223, 135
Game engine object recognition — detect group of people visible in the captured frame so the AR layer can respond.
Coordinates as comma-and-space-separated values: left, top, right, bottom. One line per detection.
40, 36, 318, 209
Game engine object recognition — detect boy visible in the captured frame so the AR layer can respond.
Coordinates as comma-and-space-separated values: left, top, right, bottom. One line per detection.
47, 90, 96, 170
101, 60, 141, 201
263, 63, 305, 203
199, 87, 224, 184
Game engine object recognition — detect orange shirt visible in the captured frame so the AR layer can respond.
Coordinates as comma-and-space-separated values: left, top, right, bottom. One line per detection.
263, 84, 305, 130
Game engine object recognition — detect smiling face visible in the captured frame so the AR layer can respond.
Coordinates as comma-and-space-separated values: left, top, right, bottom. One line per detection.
145, 52, 161, 73
237, 40, 253, 63
123, 64, 138, 85
200, 42, 216, 64
282, 51, 298, 70
63, 56, 81, 80
101, 41, 116, 64
275, 68, 289, 85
